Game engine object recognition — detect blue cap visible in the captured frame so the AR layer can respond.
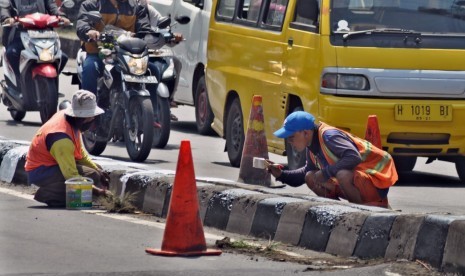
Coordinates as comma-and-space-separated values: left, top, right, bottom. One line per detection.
273, 111, 315, 138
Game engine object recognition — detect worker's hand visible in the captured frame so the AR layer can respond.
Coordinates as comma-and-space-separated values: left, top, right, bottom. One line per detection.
95, 186, 113, 197
86, 29, 100, 41
60, 17, 71, 26
99, 170, 110, 188
102, 188, 113, 197
2, 17, 14, 26
265, 159, 282, 178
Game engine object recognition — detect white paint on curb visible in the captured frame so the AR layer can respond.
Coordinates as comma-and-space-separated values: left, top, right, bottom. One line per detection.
0, 146, 29, 183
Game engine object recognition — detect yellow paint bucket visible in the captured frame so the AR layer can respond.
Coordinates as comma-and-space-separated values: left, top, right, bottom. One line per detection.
65, 177, 93, 209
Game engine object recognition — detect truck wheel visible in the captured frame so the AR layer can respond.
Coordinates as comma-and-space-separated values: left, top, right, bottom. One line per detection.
226, 97, 244, 168
10, 110, 26, 122
194, 76, 214, 135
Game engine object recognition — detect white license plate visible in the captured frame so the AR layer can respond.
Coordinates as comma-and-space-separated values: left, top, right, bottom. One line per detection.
394, 104, 452, 121
123, 75, 158, 84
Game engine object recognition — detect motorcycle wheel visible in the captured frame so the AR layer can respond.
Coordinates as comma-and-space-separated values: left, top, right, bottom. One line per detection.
124, 97, 154, 162
36, 76, 58, 124
10, 110, 26, 122
194, 76, 214, 135
82, 128, 107, 156
152, 95, 171, 149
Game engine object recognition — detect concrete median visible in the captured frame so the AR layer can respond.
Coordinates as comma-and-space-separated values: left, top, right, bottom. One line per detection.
0, 137, 464, 274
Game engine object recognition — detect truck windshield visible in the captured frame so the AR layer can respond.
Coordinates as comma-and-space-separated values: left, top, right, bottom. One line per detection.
331, 0, 465, 35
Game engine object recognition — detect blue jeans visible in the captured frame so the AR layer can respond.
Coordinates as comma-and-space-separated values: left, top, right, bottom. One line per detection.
81, 54, 104, 94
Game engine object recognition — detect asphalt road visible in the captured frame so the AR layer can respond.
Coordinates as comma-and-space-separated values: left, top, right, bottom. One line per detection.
0, 187, 439, 276
0, 189, 309, 275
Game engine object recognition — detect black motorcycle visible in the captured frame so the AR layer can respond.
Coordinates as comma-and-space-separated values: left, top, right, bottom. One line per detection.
146, 15, 190, 148
65, 12, 156, 162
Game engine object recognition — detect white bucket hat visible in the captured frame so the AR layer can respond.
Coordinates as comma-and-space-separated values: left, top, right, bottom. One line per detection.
65, 90, 105, 118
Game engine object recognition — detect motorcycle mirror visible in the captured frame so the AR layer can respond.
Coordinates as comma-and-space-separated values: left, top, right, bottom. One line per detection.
157, 16, 171, 29
0, 0, 9, 9
85, 11, 103, 24
174, 15, 190, 25
61, 0, 75, 9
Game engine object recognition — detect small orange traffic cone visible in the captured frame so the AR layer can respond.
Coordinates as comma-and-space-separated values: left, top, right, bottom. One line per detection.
238, 95, 274, 187
365, 115, 382, 149
145, 140, 222, 256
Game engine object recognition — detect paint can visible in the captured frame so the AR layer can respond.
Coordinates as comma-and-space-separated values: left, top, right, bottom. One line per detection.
65, 177, 93, 209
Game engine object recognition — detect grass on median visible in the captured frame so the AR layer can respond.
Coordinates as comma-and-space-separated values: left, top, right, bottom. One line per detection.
97, 189, 139, 213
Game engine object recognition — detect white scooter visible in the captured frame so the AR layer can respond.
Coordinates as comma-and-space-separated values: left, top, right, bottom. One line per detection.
0, 0, 75, 123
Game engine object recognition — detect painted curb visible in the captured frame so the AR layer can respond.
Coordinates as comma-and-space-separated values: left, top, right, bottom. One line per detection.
1, 138, 465, 274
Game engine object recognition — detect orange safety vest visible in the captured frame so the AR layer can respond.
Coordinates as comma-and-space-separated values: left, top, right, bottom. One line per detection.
309, 123, 398, 189
25, 111, 83, 171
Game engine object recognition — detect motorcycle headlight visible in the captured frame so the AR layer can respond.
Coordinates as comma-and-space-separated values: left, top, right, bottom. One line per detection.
37, 46, 54, 62
123, 55, 148, 76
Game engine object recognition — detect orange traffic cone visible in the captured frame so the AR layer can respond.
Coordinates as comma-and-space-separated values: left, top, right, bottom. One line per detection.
145, 140, 222, 256
238, 95, 273, 187
365, 115, 382, 149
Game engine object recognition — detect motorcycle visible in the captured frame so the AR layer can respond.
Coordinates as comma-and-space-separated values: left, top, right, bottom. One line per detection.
146, 15, 190, 148
65, 11, 157, 162
0, 0, 75, 124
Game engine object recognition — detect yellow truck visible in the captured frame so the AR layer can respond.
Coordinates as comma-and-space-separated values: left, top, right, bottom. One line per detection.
206, 0, 465, 182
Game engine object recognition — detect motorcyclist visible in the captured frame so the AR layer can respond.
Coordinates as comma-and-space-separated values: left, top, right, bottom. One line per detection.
75, 0, 154, 96
141, 0, 183, 121
0, 0, 71, 85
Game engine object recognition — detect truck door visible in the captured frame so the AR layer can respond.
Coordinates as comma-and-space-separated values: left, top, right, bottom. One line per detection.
282, 0, 321, 117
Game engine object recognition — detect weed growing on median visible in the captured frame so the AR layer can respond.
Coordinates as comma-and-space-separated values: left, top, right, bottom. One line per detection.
264, 240, 281, 252
97, 189, 139, 213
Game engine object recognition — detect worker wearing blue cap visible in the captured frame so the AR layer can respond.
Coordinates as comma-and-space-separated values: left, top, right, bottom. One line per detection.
266, 111, 398, 208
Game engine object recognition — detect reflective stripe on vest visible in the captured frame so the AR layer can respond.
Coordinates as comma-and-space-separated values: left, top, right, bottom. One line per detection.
310, 123, 398, 189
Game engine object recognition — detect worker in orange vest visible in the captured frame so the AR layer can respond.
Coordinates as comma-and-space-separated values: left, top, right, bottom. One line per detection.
267, 111, 398, 208
25, 90, 110, 207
